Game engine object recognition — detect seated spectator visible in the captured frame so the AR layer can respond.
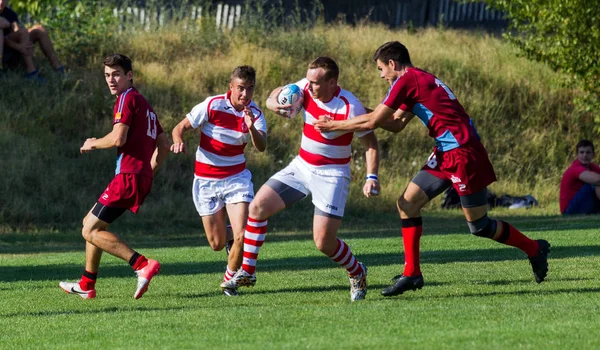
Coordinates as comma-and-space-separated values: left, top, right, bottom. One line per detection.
560, 140, 600, 215
0, 0, 63, 79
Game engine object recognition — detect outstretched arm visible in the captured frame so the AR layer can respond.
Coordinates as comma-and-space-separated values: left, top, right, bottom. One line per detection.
314, 103, 397, 133
359, 132, 381, 197
80, 123, 128, 153
379, 109, 415, 133
151, 132, 170, 173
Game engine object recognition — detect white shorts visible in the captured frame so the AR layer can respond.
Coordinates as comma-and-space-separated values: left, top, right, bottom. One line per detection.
270, 157, 350, 217
192, 169, 254, 216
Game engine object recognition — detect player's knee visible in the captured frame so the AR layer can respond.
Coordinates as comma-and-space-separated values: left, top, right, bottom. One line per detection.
313, 236, 327, 252
81, 226, 95, 242
397, 196, 418, 217
468, 215, 497, 238
248, 200, 267, 220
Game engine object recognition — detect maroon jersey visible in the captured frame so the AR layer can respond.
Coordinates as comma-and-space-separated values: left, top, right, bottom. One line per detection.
112, 87, 163, 177
382, 68, 479, 151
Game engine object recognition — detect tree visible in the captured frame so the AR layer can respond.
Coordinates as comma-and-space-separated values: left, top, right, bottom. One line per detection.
482, 0, 600, 130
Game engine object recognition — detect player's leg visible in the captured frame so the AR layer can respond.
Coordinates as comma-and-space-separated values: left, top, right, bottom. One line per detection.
27, 24, 62, 70
461, 189, 550, 283
381, 170, 451, 297
6, 28, 36, 74
222, 202, 248, 292
200, 208, 228, 251
221, 165, 309, 290
564, 184, 600, 215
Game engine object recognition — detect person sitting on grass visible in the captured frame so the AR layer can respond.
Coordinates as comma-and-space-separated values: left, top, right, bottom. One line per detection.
560, 140, 600, 215
0, 0, 63, 79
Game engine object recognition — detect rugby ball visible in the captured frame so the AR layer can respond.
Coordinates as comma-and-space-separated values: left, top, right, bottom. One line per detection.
277, 84, 304, 119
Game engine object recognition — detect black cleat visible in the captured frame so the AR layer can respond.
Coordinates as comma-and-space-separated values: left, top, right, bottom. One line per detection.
222, 288, 238, 297
381, 274, 424, 297
529, 239, 550, 283
225, 239, 234, 255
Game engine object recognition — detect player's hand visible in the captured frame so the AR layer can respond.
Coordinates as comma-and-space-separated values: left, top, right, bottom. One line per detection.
266, 97, 293, 117
80, 138, 97, 153
313, 115, 334, 132
243, 107, 255, 129
363, 179, 380, 198
17, 43, 34, 56
170, 142, 187, 154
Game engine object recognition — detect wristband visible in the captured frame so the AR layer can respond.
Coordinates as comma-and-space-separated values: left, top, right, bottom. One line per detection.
366, 174, 378, 182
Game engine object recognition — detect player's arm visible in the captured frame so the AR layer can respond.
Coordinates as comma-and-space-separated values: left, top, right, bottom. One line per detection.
314, 103, 397, 133
359, 132, 381, 197
170, 118, 193, 154
80, 123, 128, 153
0, 17, 9, 30
265, 86, 292, 117
379, 109, 415, 133
244, 107, 267, 152
151, 132, 170, 173
579, 171, 600, 186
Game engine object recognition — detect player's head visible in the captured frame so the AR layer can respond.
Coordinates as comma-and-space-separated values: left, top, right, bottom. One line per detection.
576, 139, 595, 165
306, 56, 339, 101
0, 0, 8, 12
103, 54, 133, 96
373, 41, 412, 85
229, 65, 255, 109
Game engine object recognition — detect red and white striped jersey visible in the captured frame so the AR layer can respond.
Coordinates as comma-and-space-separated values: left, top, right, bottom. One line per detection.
186, 91, 267, 179
294, 78, 371, 173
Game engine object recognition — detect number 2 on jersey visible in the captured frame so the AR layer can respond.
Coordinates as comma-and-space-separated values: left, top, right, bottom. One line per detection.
146, 110, 157, 139
435, 78, 456, 100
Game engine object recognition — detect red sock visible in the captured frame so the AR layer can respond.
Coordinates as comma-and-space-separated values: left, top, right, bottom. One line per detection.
496, 221, 539, 257
401, 218, 423, 277
242, 217, 267, 275
131, 254, 148, 271
79, 270, 97, 290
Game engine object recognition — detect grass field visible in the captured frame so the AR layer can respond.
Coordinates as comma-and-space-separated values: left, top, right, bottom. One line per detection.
1, 211, 599, 349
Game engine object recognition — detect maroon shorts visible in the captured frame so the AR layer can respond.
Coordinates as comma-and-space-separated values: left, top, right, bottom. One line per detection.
422, 140, 497, 196
98, 173, 153, 213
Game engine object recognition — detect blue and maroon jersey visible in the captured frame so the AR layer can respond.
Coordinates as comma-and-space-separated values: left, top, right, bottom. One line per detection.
382, 68, 479, 151
112, 87, 163, 177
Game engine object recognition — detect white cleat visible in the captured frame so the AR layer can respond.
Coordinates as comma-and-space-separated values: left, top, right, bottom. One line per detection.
59, 281, 96, 299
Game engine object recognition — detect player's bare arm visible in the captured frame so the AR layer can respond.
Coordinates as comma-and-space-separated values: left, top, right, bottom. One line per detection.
314, 103, 396, 133
579, 171, 600, 186
80, 123, 129, 154
151, 132, 170, 173
359, 132, 381, 197
266, 86, 293, 117
244, 107, 267, 152
379, 109, 415, 133
170, 118, 193, 155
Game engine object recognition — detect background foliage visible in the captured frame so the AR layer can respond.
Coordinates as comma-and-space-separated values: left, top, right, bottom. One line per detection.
0, 0, 595, 230
480, 0, 600, 132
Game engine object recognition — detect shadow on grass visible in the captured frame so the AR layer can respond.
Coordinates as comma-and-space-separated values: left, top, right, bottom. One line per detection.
3, 213, 600, 255
403, 287, 600, 301
0, 305, 190, 319
2, 244, 599, 282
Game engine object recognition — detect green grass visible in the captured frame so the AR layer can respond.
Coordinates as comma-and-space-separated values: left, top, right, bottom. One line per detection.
2, 212, 600, 349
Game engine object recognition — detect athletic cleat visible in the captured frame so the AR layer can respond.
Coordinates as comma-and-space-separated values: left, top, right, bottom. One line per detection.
349, 263, 368, 302
222, 288, 239, 297
220, 268, 256, 290
225, 239, 234, 255
381, 274, 424, 297
134, 259, 161, 299
529, 239, 550, 283
59, 281, 96, 299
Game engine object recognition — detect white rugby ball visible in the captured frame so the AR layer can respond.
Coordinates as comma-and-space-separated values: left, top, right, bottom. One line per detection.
277, 84, 304, 119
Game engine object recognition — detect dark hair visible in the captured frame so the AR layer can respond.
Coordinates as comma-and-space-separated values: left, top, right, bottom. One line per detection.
231, 65, 256, 83
308, 56, 339, 80
576, 139, 595, 153
103, 53, 133, 74
372, 41, 412, 65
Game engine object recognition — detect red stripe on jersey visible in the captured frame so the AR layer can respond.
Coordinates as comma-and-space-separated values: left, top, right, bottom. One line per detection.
303, 123, 353, 146
194, 161, 246, 178
299, 148, 351, 166
209, 110, 245, 132
304, 95, 347, 121
199, 132, 246, 157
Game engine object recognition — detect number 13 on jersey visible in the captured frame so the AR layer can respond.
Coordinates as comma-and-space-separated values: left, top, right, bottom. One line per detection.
146, 109, 158, 139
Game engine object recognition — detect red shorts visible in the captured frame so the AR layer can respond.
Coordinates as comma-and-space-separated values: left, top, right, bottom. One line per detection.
97, 173, 153, 213
422, 140, 497, 196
